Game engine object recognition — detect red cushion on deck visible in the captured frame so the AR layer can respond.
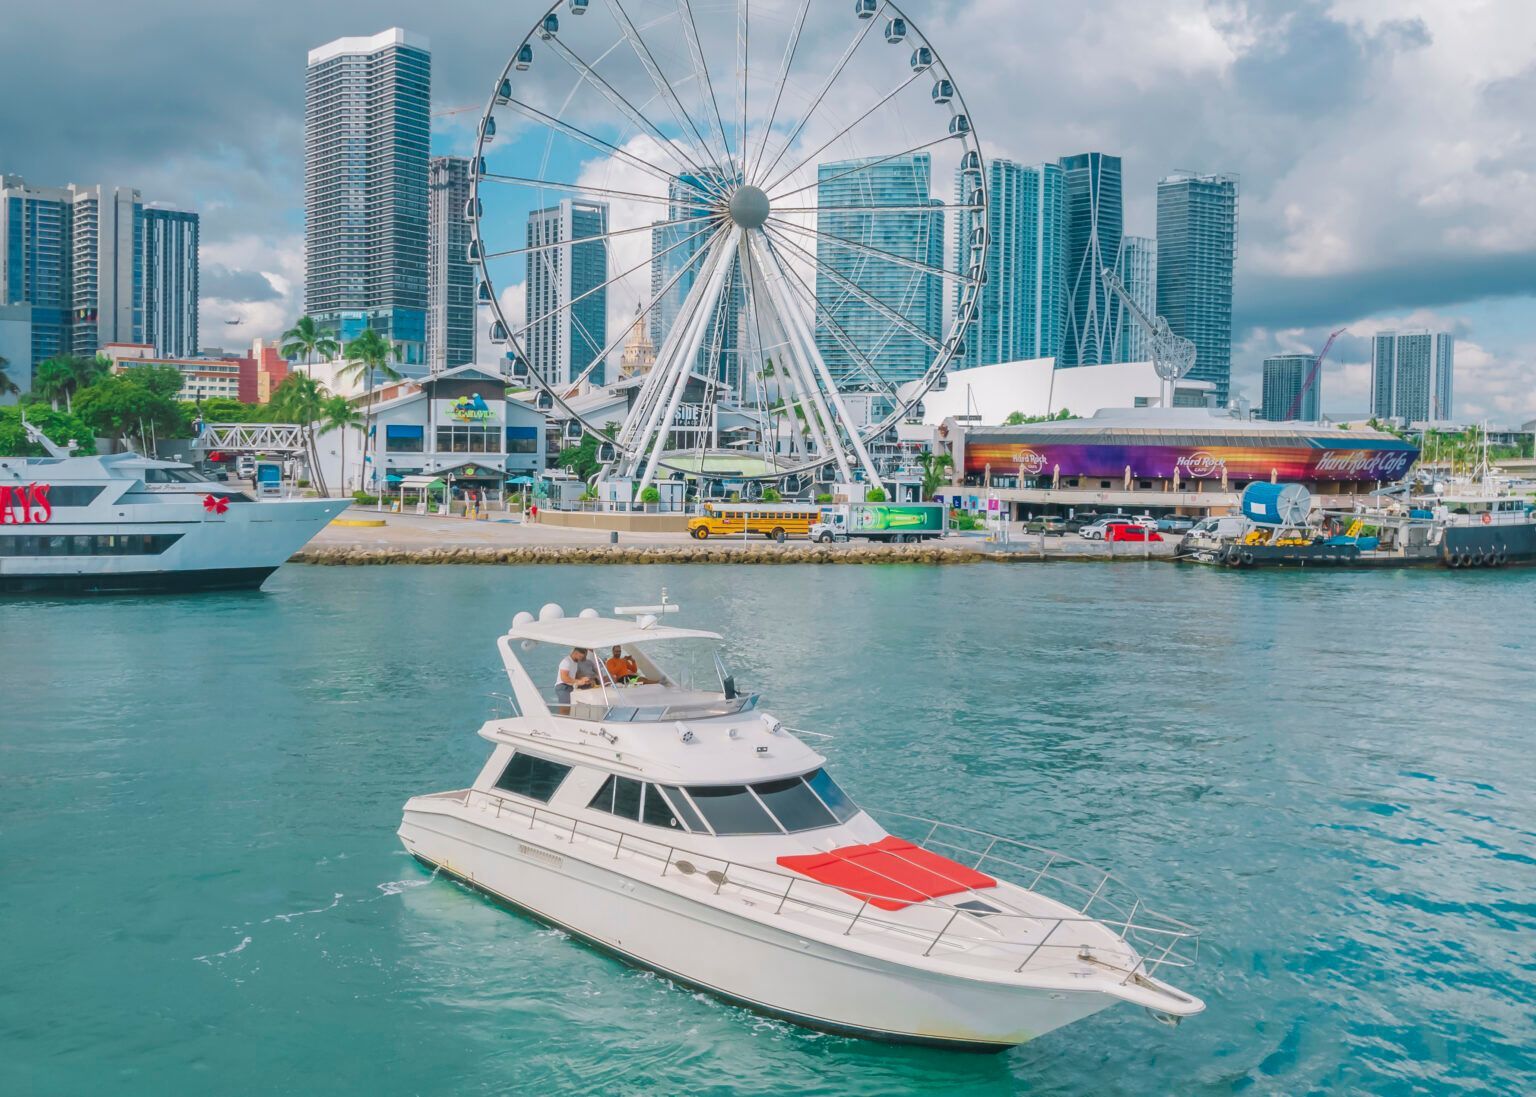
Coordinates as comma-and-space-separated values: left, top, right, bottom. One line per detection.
776, 836, 996, 911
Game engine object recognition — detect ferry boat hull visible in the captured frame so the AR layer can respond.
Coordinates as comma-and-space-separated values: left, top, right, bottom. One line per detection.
0, 564, 278, 595
1183, 523, 1536, 570
399, 800, 1116, 1050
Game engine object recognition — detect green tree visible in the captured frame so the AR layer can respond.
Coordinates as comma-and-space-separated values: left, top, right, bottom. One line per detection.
338, 329, 403, 494
280, 315, 339, 370
31, 354, 107, 411
72, 369, 191, 451
918, 451, 954, 499
0, 405, 96, 456
271, 372, 332, 496
865, 486, 888, 502
556, 421, 619, 482
319, 395, 363, 496
0, 353, 18, 398
1004, 407, 1076, 426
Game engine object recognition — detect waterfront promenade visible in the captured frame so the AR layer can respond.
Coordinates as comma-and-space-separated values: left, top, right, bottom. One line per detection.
296, 509, 1179, 564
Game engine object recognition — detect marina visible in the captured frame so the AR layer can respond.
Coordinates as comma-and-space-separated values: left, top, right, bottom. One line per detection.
4, 564, 1533, 1093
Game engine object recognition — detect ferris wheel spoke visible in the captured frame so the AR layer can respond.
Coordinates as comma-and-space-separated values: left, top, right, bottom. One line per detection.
477, 173, 716, 219
747, 0, 811, 184
774, 201, 981, 215
759, 70, 927, 196
605, 0, 727, 182
496, 97, 684, 193
484, 215, 702, 262
674, 0, 739, 181
767, 217, 971, 285
765, 237, 899, 400
735, 0, 749, 189
768, 231, 945, 355
768, 133, 958, 203
753, 3, 887, 187
540, 33, 718, 183
509, 218, 720, 347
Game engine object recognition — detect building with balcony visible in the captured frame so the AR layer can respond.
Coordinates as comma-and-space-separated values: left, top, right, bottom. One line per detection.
526, 199, 609, 389
1260, 354, 1320, 422
1371, 329, 1453, 423
143, 208, 199, 358
427, 156, 475, 373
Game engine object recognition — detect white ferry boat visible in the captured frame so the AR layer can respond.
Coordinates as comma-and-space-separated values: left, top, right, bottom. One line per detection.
0, 429, 346, 594
399, 600, 1204, 1050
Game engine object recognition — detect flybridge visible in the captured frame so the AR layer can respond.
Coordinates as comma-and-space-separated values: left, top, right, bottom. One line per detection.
0, 485, 52, 524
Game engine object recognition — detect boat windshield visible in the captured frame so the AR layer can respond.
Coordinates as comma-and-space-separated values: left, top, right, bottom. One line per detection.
550, 636, 754, 720
142, 467, 215, 484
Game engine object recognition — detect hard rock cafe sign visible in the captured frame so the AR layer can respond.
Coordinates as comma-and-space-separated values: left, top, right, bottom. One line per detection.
1011, 448, 1048, 476
0, 483, 53, 524
1175, 451, 1226, 479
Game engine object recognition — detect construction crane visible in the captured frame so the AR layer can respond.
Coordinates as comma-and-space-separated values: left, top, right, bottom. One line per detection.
1101, 266, 1197, 406
1287, 327, 1346, 421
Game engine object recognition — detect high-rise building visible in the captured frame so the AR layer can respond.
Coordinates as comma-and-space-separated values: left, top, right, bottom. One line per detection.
0, 174, 73, 367
1156, 171, 1238, 404
525, 199, 609, 388
69, 184, 144, 357
648, 173, 740, 388
427, 156, 474, 373
957, 159, 1065, 369
1117, 235, 1156, 363
305, 29, 430, 368
1059, 152, 1123, 368
816, 153, 944, 388
1261, 353, 1320, 422
143, 207, 199, 358
1371, 330, 1454, 422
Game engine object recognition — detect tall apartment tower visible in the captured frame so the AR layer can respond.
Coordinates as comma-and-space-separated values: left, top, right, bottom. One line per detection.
143, 208, 200, 358
1157, 171, 1238, 404
1058, 152, 1123, 368
1117, 235, 1156, 362
427, 156, 475, 373
957, 159, 1065, 369
1371, 330, 1454, 422
0, 174, 73, 367
525, 200, 609, 388
69, 184, 145, 357
816, 153, 944, 387
305, 29, 431, 368
1261, 353, 1320, 422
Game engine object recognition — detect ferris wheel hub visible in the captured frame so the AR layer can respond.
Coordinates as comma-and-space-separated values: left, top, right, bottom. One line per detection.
727, 185, 771, 230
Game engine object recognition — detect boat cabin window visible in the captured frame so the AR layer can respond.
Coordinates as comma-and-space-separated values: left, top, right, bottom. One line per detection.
587, 776, 690, 832
641, 787, 685, 830
142, 467, 216, 484
751, 777, 837, 831
494, 752, 571, 803
685, 785, 781, 835
805, 769, 859, 823
656, 785, 705, 832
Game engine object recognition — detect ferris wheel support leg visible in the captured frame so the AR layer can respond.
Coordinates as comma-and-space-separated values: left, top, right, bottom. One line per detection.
750, 250, 843, 480
637, 236, 739, 493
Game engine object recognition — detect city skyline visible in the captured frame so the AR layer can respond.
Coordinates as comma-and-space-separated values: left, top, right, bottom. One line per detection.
4, 2, 1532, 421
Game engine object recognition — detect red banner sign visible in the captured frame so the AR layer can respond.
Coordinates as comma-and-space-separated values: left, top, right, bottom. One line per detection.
0, 483, 52, 524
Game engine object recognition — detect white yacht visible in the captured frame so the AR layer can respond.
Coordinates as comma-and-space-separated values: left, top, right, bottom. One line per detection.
399, 600, 1204, 1050
0, 429, 346, 594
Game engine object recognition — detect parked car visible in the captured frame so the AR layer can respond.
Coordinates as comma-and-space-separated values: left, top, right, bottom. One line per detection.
1079, 518, 1117, 540
1105, 523, 1164, 543
1130, 514, 1160, 530
1024, 516, 1067, 536
1157, 514, 1196, 533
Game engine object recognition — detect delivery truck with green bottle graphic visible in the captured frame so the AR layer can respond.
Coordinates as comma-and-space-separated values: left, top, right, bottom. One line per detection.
810, 502, 946, 543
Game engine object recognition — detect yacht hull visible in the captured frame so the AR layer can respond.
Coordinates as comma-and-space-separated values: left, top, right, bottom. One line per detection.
0, 565, 277, 595
399, 804, 1115, 1050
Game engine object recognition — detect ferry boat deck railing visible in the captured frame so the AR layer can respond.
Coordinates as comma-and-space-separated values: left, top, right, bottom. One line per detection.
448, 786, 1200, 985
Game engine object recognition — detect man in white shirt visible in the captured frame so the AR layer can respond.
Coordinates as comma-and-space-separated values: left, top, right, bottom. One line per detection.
555, 647, 596, 709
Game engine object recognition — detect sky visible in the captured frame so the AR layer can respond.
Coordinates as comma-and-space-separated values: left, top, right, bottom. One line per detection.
2, 0, 1533, 423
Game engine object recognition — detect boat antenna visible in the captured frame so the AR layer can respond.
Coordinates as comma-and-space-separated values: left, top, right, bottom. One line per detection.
19, 405, 70, 458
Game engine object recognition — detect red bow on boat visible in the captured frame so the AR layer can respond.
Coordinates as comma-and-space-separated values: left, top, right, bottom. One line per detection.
202, 494, 230, 515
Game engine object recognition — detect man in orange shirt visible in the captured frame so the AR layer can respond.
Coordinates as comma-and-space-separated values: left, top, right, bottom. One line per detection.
605, 645, 652, 684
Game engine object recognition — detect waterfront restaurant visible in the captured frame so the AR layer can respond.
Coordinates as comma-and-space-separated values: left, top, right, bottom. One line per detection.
937, 406, 1420, 519
359, 364, 548, 499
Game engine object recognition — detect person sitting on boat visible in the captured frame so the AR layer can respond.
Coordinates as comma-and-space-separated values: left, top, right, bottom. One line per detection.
605, 645, 655, 685
555, 647, 596, 708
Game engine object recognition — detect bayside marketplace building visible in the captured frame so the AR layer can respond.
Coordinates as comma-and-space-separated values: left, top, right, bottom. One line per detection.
937, 406, 1420, 520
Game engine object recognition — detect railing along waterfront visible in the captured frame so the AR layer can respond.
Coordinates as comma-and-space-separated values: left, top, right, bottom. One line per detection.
451, 787, 1200, 984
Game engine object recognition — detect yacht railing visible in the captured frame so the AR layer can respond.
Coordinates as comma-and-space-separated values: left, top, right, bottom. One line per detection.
488, 689, 760, 722
449, 788, 1200, 985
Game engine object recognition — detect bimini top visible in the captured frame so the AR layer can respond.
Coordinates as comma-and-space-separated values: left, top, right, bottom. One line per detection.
508, 614, 720, 650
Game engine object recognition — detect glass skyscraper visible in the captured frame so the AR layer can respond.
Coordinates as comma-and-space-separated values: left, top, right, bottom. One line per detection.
1371, 330, 1453, 422
427, 156, 475, 373
305, 29, 430, 368
648, 173, 739, 389
143, 208, 199, 358
1156, 171, 1238, 404
815, 153, 944, 388
525, 199, 609, 388
956, 159, 1065, 369
1059, 152, 1123, 368
1116, 235, 1155, 363
1, 174, 73, 367
1261, 353, 1320, 422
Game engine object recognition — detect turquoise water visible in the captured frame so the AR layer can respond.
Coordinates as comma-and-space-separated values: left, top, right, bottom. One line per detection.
3, 564, 1534, 1096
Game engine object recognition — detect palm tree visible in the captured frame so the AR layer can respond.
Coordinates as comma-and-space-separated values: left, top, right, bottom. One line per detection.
318, 395, 364, 496
0, 353, 18, 399
338, 329, 403, 496
271, 372, 331, 497
31, 354, 105, 411
280, 316, 340, 375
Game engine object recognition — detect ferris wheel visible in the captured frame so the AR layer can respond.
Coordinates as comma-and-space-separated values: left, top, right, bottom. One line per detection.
469, 0, 987, 490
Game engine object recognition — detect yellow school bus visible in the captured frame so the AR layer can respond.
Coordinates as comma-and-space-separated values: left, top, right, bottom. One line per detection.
688, 503, 818, 541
